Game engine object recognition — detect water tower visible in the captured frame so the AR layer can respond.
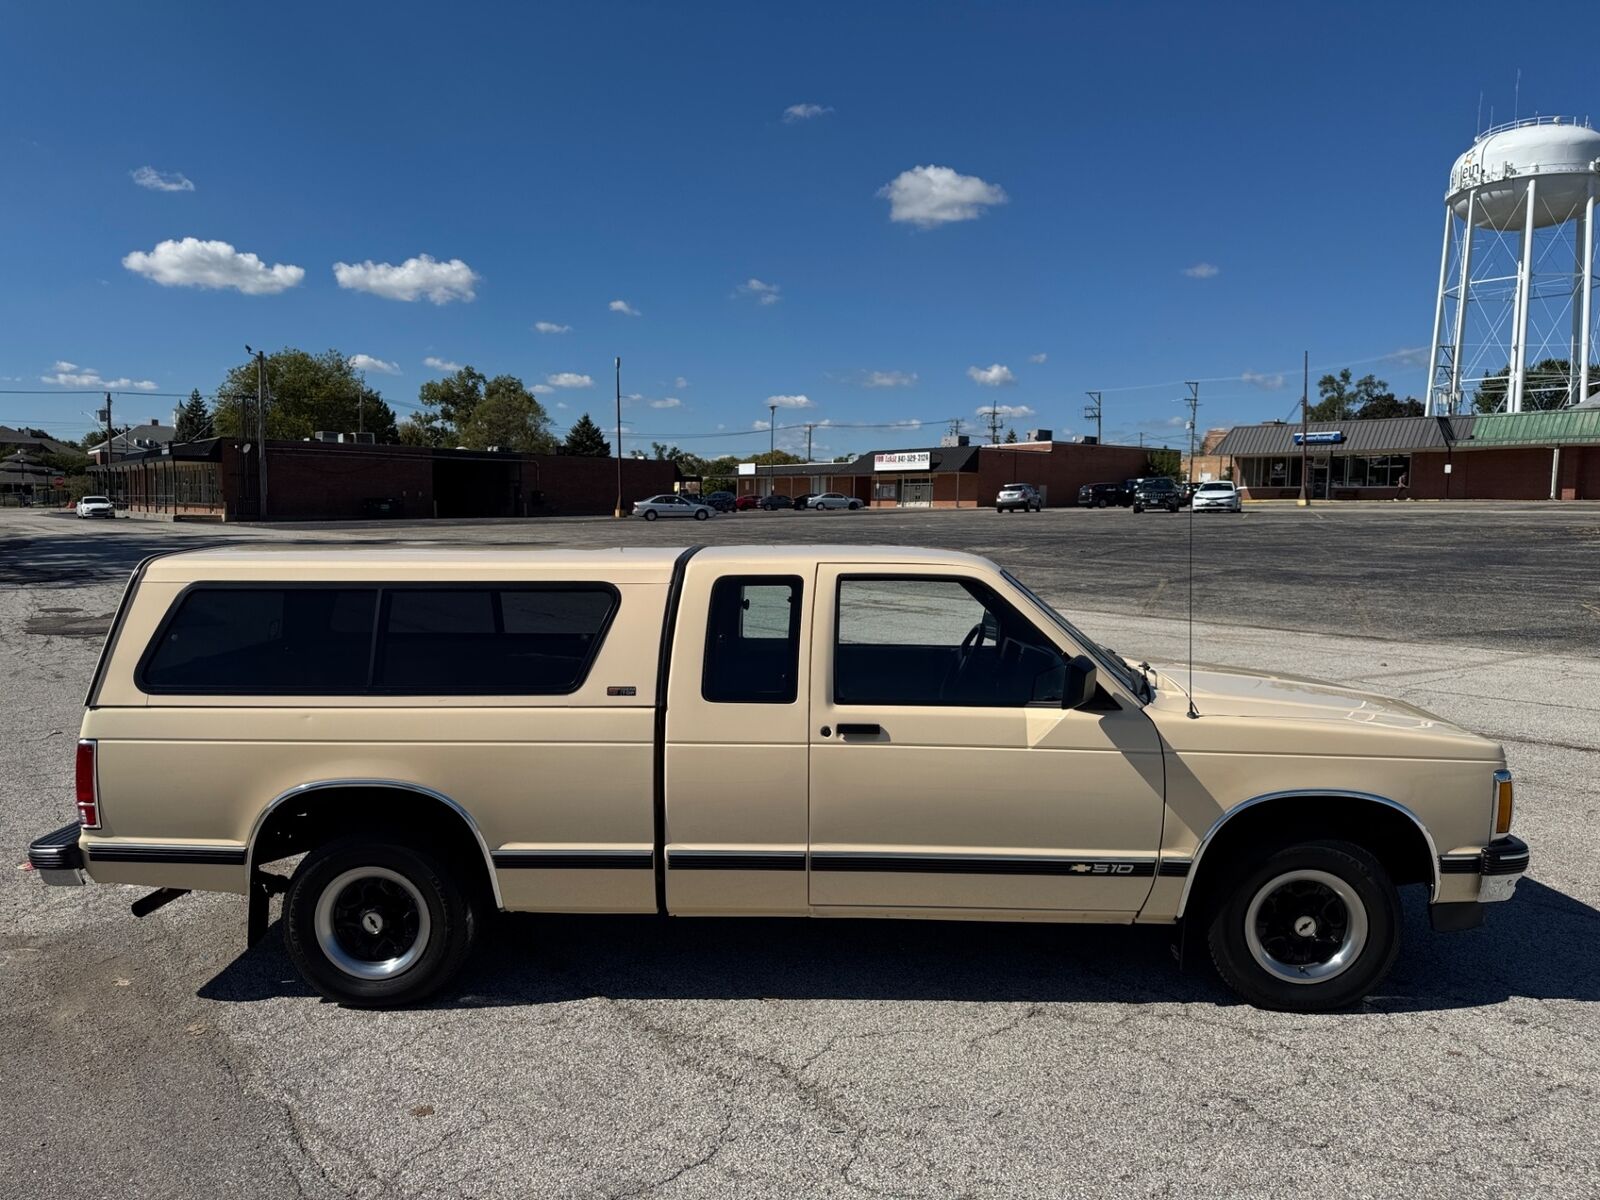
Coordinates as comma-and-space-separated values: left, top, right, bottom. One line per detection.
1425, 117, 1600, 414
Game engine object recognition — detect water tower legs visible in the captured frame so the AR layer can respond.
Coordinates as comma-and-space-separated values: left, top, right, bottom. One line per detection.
1449, 194, 1477, 411
1580, 182, 1595, 406
1509, 177, 1538, 413
1426, 208, 1453, 416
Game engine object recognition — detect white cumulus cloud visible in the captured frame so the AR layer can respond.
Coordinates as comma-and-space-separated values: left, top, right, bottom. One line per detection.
122, 237, 304, 294
423, 356, 462, 372
1182, 262, 1220, 279
1241, 370, 1285, 390
1028, 352, 1048, 364
530, 384, 555, 395
547, 372, 594, 388
348, 354, 400, 375
967, 363, 1016, 387
766, 394, 814, 409
736, 278, 781, 306
130, 166, 194, 193
977, 404, 1035, 419
650, 397, 682, 409
534, 321, 570, 334
609, 299, 641, 316
333, 254, 479, 304
674, 376, 688, 389
40, 364, 156, 391
879, 165, 1008, 228
783, 103, 833, 123
864, 370, 916, 388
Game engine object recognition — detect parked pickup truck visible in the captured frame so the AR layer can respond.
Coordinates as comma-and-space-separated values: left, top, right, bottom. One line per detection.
29, 545, 1527, 1011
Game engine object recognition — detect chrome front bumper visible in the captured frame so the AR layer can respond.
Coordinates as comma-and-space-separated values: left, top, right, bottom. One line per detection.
1431, 835, 1529, 929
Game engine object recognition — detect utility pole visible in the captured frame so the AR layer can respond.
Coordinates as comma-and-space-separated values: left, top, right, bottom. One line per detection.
804, 422, 816, 462
768, 402, 778, 458
985, 406, 1003, 445
101, 391, 113, 463
1083, 391, 1103, 444
246, 346, 270, 519
613, 357, 624, 518
946, 417, 961, 442
1297, 350, 1310, 507
1181, 381, 1200, 484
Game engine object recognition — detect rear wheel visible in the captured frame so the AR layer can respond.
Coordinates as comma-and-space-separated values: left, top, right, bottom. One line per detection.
694, 508, 709, 520
1206, 839, 1398, 1012
284, 837, 479, 1008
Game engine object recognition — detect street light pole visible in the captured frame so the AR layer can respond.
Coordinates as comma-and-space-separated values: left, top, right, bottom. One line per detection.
613, 356, 624, 518
1297, 350, 1310, 507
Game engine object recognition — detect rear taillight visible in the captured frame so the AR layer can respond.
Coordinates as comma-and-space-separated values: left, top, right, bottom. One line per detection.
75, 739, 100, 829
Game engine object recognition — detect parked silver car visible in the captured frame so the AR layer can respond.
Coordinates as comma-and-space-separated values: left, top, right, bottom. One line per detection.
633, 494, 714, 521
807, 492, 863, 511
1191, 481, 1242, 512
996, 483, 1043, 513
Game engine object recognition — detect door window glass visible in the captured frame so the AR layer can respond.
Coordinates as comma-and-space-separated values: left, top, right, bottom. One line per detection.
835, 577, 1065, 707
703, 576, 802, 703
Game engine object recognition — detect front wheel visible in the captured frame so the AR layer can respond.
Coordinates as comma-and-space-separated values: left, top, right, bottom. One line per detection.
284, 838, 479, 1008
1132, 503, 1144, 513
849, 501, 861, 510
642, 510, 658, 521
1206, 839, 1399, 1012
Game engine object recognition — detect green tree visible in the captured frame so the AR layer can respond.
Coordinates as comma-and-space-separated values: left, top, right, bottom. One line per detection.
214, 349, 398, 442
1146, 448, 1182, 480
417, 366, 489, 438
396, 414, 447, 447
1473, 359, 1595, 413
175, 389, 211, 442
1003, 427, 1019, 443
457, 376, 557, 452
562, 412, 612, 457
749, 449, 804, 466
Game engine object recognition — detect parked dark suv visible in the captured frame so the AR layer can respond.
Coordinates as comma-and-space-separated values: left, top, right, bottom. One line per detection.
1130, 477, 1183, 513
1077, 482, 1129, 508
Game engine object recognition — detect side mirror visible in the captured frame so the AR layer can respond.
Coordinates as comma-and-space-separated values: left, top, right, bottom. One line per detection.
1061, 655, 1097, 710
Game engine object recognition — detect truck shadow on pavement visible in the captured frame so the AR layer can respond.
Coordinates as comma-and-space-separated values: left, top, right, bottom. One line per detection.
198, 879, 1599, 1013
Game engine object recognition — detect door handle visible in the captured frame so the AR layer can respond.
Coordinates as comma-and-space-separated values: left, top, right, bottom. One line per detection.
836, 723, 882, 737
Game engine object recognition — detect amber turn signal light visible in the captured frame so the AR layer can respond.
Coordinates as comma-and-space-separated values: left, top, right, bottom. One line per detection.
1493, 769, 1514, 836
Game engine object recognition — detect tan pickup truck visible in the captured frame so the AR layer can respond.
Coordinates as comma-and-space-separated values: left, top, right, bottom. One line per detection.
28, 544, 1527, 1011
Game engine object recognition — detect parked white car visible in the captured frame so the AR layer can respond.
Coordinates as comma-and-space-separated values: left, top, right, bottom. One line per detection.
633, 494, 714, 521
808, 492, 863, 511
1192, 481, 1242, 512
75, 495, 116, 519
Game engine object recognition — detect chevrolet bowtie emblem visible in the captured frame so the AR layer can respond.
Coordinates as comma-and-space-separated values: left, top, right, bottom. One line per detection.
1070, 863, 1092, 873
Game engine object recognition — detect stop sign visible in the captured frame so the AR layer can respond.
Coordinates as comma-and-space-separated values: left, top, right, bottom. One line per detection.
53, 476, 64, 486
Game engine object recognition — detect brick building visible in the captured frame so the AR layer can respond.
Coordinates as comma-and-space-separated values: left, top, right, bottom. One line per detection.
92, 438, 679, 521
1213, 408, 1600, 501
736, 438, 1153, 508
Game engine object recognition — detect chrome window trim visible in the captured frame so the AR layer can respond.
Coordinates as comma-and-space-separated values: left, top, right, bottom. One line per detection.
1174, 789, 1441, 919
245, 778, 504, 909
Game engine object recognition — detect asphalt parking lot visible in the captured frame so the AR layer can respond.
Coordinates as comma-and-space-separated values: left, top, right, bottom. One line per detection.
3, 502, 1598, 1199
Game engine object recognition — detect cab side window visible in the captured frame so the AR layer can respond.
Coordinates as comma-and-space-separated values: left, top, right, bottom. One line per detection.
834, 577, 1065, 707
702, 576, 802, 704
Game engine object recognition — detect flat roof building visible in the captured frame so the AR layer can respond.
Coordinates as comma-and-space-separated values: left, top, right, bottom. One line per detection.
737, 438, 1153, 508
1213, 408, 1600, 501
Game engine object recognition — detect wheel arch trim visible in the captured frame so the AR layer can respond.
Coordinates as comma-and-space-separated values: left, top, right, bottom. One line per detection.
1175, 789, 1440, 919
246, 779, 504, 908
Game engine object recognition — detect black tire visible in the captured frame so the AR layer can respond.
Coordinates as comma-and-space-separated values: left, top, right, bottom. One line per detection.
1167, 501, 1179, 512
1096, 498, 1107, 508
1132, 503, 1144, 513
643, 510, 658, 521
694, 508, 709, 520
284, 837, 479, 1008
1205, 838, 1399, 1012
849, 501, 861, 510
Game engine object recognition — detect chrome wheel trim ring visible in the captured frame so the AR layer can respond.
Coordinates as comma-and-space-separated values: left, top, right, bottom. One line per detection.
1243, 868, 1369, 985
313, 866, 432, 981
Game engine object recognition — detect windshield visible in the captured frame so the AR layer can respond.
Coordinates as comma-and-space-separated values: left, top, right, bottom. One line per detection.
1198, 483, 1232, 492
1002, 570, 1145, 701
83, 496, 108, 503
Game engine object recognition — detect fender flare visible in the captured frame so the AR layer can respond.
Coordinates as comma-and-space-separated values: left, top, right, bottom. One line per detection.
245, 778, 504, 909
1174, 789, 1441, 919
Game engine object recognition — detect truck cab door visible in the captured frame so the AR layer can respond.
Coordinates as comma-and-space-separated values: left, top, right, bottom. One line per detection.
807, 564, 1165, 915
662, 558, 814, 914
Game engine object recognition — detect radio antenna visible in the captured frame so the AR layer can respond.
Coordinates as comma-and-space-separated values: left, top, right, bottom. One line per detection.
1182, 381, 1201, 719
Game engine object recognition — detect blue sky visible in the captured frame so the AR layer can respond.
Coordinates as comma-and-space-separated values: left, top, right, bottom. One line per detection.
3, 0, 1597, 457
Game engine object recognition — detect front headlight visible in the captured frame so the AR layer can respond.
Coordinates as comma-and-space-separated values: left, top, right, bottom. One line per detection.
1493, 768, 1514, 835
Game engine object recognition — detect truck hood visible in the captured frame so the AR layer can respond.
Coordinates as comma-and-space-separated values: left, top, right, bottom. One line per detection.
1145, 662, 1497, 750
